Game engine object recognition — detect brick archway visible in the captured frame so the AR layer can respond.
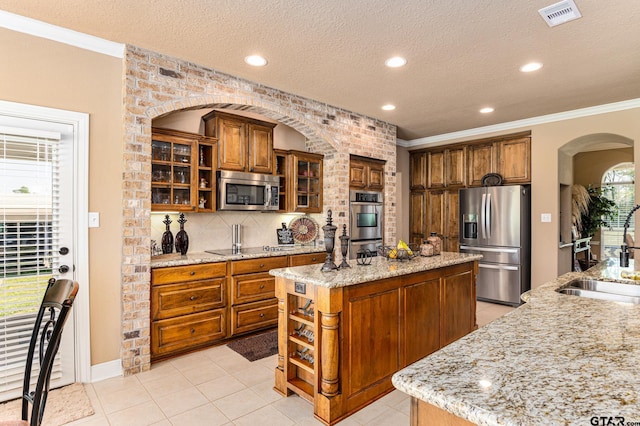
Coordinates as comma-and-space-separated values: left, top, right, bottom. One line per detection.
120, 45, 397, 374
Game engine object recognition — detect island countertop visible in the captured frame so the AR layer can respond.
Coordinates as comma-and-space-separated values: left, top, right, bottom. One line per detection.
268, 252, 482, 288
392, 258, 640, 426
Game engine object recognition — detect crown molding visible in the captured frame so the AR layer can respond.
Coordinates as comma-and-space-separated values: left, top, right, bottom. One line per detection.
0, 10, 124, 58
404, 98, 640, 148
395, 138, 411, 148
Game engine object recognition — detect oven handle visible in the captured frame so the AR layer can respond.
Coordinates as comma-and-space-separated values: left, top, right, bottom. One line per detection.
349, 201, 384, 206
265, 185, 271, 207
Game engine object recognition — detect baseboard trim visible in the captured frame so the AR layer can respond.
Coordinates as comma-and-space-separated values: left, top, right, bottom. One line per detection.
90, 359, 122, 383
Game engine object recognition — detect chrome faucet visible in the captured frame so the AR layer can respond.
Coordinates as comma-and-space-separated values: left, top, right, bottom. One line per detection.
620, 204, 640, 267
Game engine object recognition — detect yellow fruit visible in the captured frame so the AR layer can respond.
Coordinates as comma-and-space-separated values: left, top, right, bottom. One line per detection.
388, 248, 398, 259
397, 240, 413, 255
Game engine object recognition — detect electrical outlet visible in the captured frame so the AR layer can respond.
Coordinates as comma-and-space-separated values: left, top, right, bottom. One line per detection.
88, 212, 100, 228
541, 213, 552, 223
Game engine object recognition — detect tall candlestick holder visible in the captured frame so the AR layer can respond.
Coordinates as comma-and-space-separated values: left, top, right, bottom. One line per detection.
321, 210, 339, 272
339, 224, 351, 269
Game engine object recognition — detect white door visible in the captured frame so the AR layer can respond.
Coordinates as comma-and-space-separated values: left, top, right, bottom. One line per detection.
0, 116, 77, 401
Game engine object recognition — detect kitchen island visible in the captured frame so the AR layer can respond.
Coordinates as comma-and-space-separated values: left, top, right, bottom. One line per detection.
269, 252, 482, 425
392, 258, 640, 425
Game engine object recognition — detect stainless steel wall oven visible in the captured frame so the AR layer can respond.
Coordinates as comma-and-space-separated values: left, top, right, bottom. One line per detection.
349, 189, 383, 258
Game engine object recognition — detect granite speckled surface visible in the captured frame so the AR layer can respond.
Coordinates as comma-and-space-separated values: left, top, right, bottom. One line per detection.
150, 245, 326, 268
268, 252, 482, 288
392, 258, 640, 426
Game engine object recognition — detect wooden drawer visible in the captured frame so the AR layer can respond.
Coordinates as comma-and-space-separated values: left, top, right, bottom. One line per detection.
152, 278, 226, 320
152, 262, 227, 285
231, 272, 275, 305
151, 309, 227, 358
230, 256, 287, 275
231, 299, 278, 336
289, 252, 324, 266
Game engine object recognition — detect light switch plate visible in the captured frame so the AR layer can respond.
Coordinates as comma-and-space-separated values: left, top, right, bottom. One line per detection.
541, 213, 552, 223
88, 212, 100, 228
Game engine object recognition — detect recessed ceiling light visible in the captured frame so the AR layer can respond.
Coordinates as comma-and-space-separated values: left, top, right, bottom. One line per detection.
480, 107, 494, 114
244, 55, 268, 67
382, 104, 396, 111
385, 57, 407, 68
520, 62, 543, 73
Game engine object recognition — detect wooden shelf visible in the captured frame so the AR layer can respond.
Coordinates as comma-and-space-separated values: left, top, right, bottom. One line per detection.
289, 334, 314, 350
289, 311, 314, 327
287, 378, 313, 402
289, 354, 314, 374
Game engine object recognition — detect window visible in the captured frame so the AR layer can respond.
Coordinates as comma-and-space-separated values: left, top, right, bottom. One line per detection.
601, 162, 634, 259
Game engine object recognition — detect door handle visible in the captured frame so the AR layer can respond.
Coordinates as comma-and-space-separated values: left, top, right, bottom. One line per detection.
58, 265, 70, 273
480, 194, 487, 239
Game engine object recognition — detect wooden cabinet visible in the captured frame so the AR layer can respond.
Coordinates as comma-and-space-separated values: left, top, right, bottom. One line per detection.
151, 128, 217, 212
289, 151, 323, 213
274, 260, 478, 425
151, 262, 227, 360
498, 137, 531, 183
410, 151, 427, 190
425, 190, 459, 252
349, 155, 385, 190
409, 191, 426, 245
467, 142, 496, 187
202, 111, 276, 174
289, 252, 324, 266
274, 149, 288, 212
427, 147, 465, 189
229, 256, 287, 336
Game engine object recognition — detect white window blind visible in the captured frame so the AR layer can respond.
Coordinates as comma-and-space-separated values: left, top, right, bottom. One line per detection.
1, 126, 61, 401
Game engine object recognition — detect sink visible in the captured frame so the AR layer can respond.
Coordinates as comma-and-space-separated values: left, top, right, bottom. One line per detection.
556, 278, 640, 304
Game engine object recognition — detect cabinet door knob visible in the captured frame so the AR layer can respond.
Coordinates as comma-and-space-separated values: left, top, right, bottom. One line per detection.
190, 295, 197, 301
259, 313, 265, 318
260, 263, 265, 268
190, 328, 196, 334
311, 257, 317, 261
190, 271, 196, 276
260, 284, 265, 289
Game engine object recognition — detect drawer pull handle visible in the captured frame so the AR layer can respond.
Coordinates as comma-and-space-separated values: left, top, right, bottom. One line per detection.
259, 313, 265, 318
312, 257, 317, 261
260, 284, 265, 289
260, 263, 265, 268
190, 295, 197, 301
190, 271, 195, 276
191, 328, 196, 334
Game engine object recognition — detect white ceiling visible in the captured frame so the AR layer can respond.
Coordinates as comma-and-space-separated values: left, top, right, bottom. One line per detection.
1, 0, 640, 141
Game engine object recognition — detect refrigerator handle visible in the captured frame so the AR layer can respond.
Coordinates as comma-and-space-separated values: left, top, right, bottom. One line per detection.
481, 193, 487, 239
486, 193, 492, 238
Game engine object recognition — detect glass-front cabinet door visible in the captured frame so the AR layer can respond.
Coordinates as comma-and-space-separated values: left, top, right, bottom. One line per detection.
290, 151, 323, 213
151, 129, 197, 212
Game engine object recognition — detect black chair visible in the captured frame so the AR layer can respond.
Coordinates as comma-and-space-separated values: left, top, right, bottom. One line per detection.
0, 278, 79, 426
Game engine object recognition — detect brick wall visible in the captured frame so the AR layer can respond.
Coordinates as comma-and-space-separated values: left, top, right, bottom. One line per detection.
121, 45, 397, 374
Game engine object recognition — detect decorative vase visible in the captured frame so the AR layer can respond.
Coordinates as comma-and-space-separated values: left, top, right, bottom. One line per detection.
321, 210, 339, 272
161, 215, 173, 254
427, 232, 442, 255
339, 224, 350, 268
175, 213, 189, 255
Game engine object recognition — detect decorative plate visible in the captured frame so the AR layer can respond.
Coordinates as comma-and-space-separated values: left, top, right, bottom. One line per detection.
289, 216, 320, 244
481, 173, 503, 186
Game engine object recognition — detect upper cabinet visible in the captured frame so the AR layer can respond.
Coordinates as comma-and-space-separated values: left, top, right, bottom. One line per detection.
151, 128, 217, 212
410, 151, 427, 190
467, 135, 530, 185
202, 111, 276, 174
349, 156, 385, 190
290, 151, 323, 213
426, 147, 466, 189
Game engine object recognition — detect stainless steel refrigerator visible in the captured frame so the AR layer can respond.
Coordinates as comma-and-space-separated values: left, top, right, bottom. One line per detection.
459, 185, 531, 306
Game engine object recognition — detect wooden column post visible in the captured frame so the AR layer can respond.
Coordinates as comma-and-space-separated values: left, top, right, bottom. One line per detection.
274, 277, 289, 395
320, 312, 340, 396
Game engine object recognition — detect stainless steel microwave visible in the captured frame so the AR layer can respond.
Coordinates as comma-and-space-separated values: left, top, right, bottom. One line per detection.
217, 170, 280, 211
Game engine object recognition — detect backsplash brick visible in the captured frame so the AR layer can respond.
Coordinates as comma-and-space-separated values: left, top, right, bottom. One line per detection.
120, 44, 397, 375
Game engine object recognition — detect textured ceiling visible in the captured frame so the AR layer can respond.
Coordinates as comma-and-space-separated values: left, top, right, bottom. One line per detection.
1, 0, 640, 141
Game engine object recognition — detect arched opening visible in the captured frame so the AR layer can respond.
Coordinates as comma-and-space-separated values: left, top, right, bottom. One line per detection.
558, 133, 634, 274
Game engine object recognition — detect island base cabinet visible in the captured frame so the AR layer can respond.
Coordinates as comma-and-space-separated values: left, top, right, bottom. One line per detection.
274, 261, 477, 426
410, 398, 475, 426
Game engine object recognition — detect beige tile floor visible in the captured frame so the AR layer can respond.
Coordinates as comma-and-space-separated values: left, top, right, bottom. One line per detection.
69, 301, 514, 426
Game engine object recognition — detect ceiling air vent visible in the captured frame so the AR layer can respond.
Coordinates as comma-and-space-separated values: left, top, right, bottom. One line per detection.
539, 0, 582, 27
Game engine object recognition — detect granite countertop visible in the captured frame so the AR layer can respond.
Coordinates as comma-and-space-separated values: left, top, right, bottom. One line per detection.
392, 258, 640, 426
150, 245, 326, 268
268, 252, 482, 288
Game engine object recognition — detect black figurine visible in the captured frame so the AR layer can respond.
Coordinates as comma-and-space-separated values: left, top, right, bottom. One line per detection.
175, 213, 189, 255
339, 224, 351, 268
321, 210, 339, 272
161, 215, 173, 254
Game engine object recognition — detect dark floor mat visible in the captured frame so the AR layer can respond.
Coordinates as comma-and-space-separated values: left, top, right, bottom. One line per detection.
226, 329, 278, 362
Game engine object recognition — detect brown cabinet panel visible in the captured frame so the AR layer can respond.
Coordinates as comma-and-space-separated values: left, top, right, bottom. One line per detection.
426, 190, 444, 236
467, 143, 496, 187
410, 151, 427, 190
289, 252, 324, 266
151, 309, 227, 358
445, 190, 459, 252
152, 278, 225, 320
403, 278, 440, 365
427, 151, 445, 189
231, 299, 278, 335
349, 160, 367, 189
409, 191, 426, 245
217, 115, 246, 172
231, 272, 276, 305
290, 151, 324, 213
344, 283, 401, 396
367, 163, 384, 190
446, 147, 466, 187
247, 122, 274, 174
498, 137, 531, 184
231, 256, 287, 275
151, 262, 227, 285
441, 267, 474, 346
